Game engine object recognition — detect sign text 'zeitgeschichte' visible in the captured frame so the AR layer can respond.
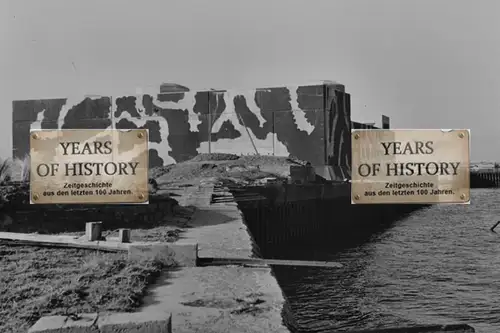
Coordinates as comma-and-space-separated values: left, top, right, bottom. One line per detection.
30, 129, 149, 204
351, 129, 470, 204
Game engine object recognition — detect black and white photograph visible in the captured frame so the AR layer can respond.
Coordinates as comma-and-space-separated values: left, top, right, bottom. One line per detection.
0, 1, 499, 332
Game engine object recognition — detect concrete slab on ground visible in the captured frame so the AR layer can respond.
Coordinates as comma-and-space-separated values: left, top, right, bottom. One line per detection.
182, 205, 254, 259
128, 240, 198, 267
137, 179, 293, 332
29, 312, 172, 333
139, 266, 290, 333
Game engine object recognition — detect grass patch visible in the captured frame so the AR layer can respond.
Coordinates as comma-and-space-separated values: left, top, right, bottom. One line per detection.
51, 205, 195, 241
0, 245, 166, 333
0, 156, 30, 185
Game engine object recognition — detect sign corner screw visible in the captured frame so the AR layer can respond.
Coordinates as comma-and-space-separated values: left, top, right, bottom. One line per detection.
354, 133, 360, 140
354, 194, 360, 200
32, 193, 39, 201
32, 133, 39, 140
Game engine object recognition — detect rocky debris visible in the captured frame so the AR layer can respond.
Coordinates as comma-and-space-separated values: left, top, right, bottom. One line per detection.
0, 182, 30, 210
190, 153, 240, 162
153, 154, 308, 187
148, 178, 159, 194
225, 164, 260, 172
150, 164, 175, 180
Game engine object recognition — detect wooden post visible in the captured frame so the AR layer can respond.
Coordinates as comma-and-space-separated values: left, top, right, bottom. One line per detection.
118, 228, 131, 243
86, 222, 102, 241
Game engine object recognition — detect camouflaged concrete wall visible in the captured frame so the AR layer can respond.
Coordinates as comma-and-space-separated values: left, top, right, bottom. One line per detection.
12, 83, 355, 180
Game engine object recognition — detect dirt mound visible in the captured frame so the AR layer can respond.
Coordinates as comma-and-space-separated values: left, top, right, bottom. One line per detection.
150, 164, 175, 180
237, 155, 306, 167
189, 153, 240, 162
153, 155, 309, 186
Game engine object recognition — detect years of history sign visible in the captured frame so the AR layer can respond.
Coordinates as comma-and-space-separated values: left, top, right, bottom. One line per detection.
351, 129, 470, 204
30, 129, 149, 204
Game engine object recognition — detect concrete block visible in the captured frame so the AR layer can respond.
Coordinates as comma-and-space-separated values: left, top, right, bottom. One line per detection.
128, 240, 198, 266
344, 324, 475, 333
98, 312, 172, 333
28, 312, 173, 333
85, 222, 102, 241
28, 313, 99, 333
171, 239, 199, 266
118, 228, 131, 243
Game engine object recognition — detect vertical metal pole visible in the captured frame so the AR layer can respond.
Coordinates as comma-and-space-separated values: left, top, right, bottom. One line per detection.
237, 112, 259, 155
208, 92, 212, 154
272, 112, 275, 156
323, 84, 329, 165
111, 95, 115, 129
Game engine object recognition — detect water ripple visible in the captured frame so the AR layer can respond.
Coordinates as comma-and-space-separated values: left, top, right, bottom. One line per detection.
275, 189, 500, 333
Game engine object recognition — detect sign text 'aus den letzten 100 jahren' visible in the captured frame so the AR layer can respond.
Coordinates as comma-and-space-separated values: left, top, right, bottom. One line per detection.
30, 129, 149, 204
351, 129, 470, 204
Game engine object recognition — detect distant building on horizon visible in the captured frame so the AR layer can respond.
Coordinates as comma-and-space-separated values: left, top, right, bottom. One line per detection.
159, 83, 190, 93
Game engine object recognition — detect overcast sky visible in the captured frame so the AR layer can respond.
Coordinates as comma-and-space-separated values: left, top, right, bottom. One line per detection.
1, 0, 499, 161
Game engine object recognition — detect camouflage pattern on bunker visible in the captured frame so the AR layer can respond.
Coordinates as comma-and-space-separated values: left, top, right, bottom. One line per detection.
12, 82, 390, 182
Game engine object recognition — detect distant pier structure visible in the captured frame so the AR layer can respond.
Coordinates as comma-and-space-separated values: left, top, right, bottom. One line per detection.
382, 115, 390, 129
470, 169, 500, 188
